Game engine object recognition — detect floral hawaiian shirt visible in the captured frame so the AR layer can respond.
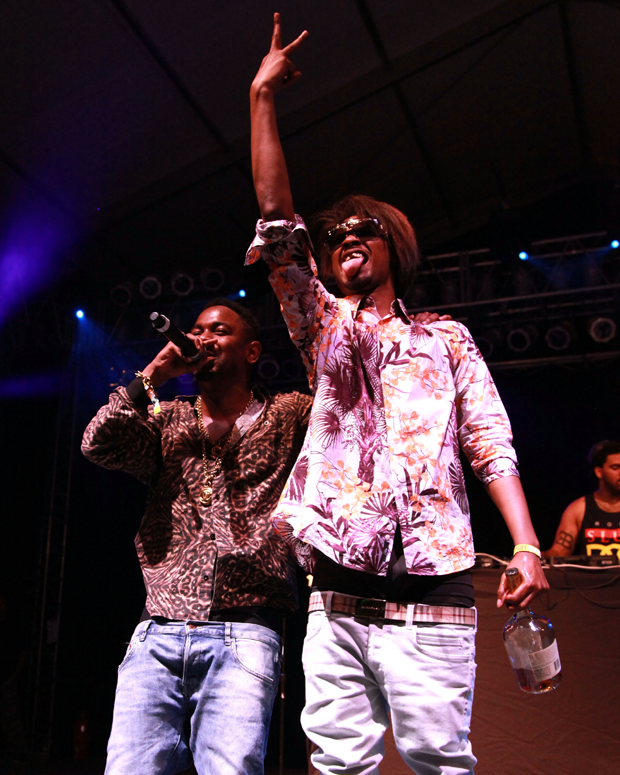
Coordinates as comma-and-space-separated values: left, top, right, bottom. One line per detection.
246, 216, 519, 577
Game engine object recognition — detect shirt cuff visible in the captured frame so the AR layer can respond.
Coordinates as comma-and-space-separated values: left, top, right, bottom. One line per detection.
125, 378, 150, 408
479, 457, 519, 485
245, 214, 310, 265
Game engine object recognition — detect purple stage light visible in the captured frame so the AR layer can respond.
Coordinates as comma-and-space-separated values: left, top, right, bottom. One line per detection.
0, 371, 65, 398
0, 200, 74, 329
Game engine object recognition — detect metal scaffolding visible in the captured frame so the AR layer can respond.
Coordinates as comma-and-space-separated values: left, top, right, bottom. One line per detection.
29, 347, 80, 758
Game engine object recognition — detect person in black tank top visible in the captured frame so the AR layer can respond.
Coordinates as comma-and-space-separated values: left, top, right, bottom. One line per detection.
543, 440, 620, 559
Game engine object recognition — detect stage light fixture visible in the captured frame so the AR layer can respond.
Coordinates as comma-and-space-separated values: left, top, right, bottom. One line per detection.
239, 289, 246, 298
475, 336, 494, 359
200, 268, 225, 293
545, 324, 571, 351
282, 359, 303, 379
588, 317, 617, 343
110, 283, 133, 306
76, 309, 84, 319
257, 356, 280, 381
171, 272, 194, 297
611, 240, 619, 249
518, 251, 529, 260
139, 276, 162, 300
475, 328, 501, 359
507, 326, 536, 353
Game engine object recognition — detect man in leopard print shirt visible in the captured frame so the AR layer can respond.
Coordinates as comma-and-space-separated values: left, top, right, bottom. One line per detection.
82, 299, 311, 775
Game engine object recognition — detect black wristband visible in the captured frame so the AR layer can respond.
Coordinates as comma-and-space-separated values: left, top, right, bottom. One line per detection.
126, 377, 150, 407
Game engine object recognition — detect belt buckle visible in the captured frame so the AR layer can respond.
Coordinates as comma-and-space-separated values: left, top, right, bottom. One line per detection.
355, 597, 386, 618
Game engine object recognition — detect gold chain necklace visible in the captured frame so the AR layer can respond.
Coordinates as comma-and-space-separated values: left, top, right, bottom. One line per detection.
195, 391, 254, 506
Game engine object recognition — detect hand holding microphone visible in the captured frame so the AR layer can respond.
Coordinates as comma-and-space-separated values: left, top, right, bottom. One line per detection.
136, 313, 205, 392
150, 312, 204, 362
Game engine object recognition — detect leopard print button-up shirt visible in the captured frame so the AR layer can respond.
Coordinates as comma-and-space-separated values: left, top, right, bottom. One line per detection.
82, 383, 312, 620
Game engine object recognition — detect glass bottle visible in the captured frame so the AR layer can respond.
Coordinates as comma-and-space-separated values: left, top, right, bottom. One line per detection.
502, 567, 561, 694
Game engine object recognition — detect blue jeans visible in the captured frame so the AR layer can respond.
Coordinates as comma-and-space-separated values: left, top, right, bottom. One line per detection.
105, 619, 282, 775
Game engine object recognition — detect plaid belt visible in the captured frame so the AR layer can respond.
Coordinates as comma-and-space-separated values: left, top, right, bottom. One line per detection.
308, 591, 476, 626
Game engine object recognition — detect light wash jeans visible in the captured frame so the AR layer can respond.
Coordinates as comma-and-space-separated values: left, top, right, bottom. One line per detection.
302, 609, 477, 775
105, 619, 282, 775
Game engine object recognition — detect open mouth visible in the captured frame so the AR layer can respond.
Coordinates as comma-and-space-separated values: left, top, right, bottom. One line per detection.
341, 249, 369, 278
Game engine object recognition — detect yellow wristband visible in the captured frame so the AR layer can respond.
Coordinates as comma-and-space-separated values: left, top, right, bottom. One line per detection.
135, 371, 161, 415
513, 543, 541, 558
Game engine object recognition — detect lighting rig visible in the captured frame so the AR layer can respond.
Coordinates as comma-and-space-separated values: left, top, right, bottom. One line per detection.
90, 230, 620, 384
2, 230, 618, 382
409, 231, 620, 369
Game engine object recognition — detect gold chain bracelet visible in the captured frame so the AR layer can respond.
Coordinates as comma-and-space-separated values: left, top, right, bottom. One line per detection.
135, 371, 161, 415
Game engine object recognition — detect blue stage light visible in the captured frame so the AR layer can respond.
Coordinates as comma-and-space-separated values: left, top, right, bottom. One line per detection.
76, 309, 84, 319
611, 240, 619, 249
238, 289, 246, 298
518, 251, 529, 260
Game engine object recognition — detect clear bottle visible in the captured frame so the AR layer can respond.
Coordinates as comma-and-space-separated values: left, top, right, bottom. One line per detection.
502, 567, 562, 694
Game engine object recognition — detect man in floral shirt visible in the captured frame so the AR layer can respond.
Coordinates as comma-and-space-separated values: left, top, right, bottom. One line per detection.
246, 15, 548, 775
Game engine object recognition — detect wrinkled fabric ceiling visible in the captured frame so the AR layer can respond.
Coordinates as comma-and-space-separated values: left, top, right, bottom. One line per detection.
1, 0, 619, 296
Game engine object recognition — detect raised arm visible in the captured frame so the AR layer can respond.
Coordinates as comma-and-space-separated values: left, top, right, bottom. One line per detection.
82, 337, 206, 479
250, 13, 308, 221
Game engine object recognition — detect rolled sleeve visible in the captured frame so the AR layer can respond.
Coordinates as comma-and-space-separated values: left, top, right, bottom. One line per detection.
451, 324, 519, 483
478, 456, 519, 485
245, 215, 316, 271
245, 216, 338, 392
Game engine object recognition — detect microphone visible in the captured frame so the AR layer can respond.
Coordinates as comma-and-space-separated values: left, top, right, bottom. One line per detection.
150, 312, 203, 362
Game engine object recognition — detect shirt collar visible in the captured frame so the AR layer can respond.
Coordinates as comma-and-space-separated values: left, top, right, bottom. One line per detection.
181, 385, 269, 444
348, 295, 411, 324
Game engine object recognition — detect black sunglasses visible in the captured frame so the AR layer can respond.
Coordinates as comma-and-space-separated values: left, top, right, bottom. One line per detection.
325, 217, 386, 250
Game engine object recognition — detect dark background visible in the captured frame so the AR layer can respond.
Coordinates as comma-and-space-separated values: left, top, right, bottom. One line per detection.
1, 0, 619, 768
2, 302, 617, 768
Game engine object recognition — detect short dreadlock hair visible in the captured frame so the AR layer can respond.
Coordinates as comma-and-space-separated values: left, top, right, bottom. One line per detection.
312, 194, 420, 299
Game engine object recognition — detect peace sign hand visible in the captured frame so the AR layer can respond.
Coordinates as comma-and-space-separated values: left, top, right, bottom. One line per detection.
252, 12, 308, 95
